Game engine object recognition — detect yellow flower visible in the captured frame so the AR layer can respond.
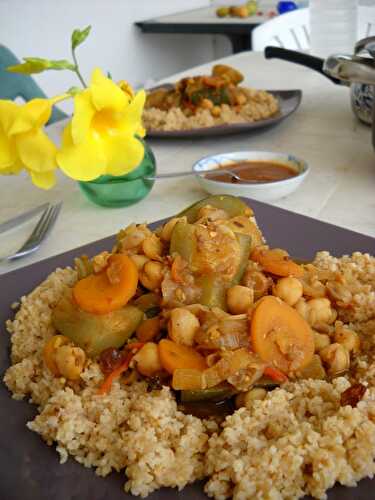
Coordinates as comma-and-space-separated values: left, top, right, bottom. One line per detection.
0, 98, 57, 189
57, 68, 146, 181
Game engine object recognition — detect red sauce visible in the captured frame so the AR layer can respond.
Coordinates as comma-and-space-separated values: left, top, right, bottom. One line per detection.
205, 161, 298, 184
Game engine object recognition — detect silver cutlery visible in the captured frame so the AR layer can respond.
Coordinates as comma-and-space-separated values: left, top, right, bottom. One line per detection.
0, 202, 50, 235
144, 168, 243, 182
1, 202, 62, 262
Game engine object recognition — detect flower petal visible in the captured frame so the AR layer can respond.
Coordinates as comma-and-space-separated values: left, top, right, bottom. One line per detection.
8, 99, 52, 136
29, 169, 56, 189
0, 124, 21, 171
16, 129, 57, 172
117, 90, 146, 136
56, 123, 107, 181
71, 90, 95, 145
90, 68, 127, 112
104, 133, 144, 177
0, 100, 21, 135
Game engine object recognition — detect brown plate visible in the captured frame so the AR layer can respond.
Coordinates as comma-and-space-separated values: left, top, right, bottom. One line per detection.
145, 86, 302, 138
1, 198, 374, 500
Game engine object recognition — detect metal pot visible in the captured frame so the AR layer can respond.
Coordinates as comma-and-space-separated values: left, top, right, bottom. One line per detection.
264, 41, 375, 126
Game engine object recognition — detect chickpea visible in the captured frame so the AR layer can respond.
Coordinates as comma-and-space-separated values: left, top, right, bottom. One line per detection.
295, 298, 309, 321
307, 298, 335, 326
142, 235, 163, 261
319, 343, 350, 376
296, 298, 335, 327
120, 228, 146, 250
313, 331, 331, 352
54, 345, 86, 380
334, 326, 360, 354
201, 98, 214, 110
242, 267, 270, 300
140, 261, 164, 291
130, 254, 149, 271
43, 335, 70, 375
211, 105, 221, 117
133, 342, 162, 377
235, 388, 267, 409
227, 285, 254, 314
168, 308, 200, 346
273, 277, 303, 306
161, 217, 184, 242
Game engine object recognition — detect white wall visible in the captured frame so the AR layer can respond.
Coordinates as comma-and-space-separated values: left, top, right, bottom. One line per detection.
0, 0, 215, 112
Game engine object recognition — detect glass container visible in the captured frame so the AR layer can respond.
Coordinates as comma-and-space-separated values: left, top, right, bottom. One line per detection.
79, 141, 156, 208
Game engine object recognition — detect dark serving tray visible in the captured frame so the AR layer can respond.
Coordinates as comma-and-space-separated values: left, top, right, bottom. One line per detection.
1, 198, 374, 500
146, 87, 302, 138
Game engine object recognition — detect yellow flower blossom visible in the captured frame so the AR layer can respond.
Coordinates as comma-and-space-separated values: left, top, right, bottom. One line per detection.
57, 68, 146, 181
0, 98, 58, 189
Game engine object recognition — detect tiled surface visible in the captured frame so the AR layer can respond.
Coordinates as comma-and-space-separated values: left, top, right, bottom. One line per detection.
1, 52, 374, 275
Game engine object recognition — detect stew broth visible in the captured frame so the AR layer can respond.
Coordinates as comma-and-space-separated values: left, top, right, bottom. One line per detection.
205, 161, 298, 184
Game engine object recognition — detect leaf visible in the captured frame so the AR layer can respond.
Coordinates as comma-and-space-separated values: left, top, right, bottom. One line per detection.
71, 26, 91, 50
43, 59, 76, 71
7, 57, 50, 74
67, 86, 81, 96
7, 57, 75, 75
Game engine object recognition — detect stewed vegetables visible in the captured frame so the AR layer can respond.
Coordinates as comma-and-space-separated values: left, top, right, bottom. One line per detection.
251, 296, 314, 373
73, 254, 138, 314
52, 290, 143, 357
44, 196, 362, 416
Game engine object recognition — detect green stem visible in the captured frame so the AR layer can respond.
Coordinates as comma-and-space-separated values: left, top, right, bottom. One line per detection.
71, 48, 87, 88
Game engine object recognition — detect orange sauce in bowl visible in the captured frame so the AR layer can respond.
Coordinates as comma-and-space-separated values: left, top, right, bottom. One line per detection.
205, 161, 298, 184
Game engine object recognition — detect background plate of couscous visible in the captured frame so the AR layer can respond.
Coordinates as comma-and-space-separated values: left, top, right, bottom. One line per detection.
144, 88, 302, 138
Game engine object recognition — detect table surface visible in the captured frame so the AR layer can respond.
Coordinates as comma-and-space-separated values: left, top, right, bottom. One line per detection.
1, 51, 374, 275
137, 4, 277, 27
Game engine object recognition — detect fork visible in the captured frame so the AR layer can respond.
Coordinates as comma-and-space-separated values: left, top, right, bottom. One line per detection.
1, 202, 62, 262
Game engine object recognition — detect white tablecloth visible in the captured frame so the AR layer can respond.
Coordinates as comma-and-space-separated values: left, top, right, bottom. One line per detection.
1, 51, 374, 275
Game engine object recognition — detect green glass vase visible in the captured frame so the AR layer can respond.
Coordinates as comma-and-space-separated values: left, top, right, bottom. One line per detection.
78, 141, 156, 208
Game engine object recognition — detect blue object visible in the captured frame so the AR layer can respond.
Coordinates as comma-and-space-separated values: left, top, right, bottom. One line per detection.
0, 45, 67, 124
277, 1, 298, 14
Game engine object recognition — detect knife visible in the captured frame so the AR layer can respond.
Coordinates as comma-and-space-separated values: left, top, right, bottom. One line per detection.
0, 203, 50, 235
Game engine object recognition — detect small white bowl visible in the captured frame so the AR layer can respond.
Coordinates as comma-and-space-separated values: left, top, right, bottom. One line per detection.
193, 151, 309, 202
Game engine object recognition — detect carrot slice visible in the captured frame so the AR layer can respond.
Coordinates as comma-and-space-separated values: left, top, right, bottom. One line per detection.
158, 339, 207, 374
263, 366, 288, 383
251, 247, 303, 278
73, 254, 138, 315
251, 296, 314, 374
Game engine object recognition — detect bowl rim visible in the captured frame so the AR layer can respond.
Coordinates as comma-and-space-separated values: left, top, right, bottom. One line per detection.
192, 150, 309, 189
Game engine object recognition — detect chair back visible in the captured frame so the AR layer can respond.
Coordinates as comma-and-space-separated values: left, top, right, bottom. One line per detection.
358, 6, 375, 38
252, 8, 310, 51
0, 45, 67, 124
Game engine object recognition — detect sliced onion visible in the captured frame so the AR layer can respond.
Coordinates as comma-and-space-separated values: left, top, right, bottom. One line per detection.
172, 368, 205, 390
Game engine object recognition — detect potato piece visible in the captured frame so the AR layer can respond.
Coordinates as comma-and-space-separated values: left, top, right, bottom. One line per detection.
251, 296, 314, 374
